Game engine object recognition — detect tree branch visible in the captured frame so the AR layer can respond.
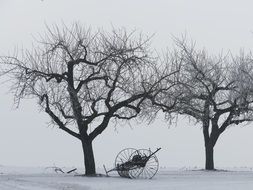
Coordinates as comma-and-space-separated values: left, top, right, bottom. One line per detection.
41, 94, 81, 140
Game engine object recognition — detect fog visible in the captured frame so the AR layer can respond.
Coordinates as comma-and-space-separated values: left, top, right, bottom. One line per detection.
1, 0, 253, 169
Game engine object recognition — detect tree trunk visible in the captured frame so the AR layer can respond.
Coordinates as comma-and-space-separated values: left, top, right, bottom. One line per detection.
81, 140, 96, 175
205, 143, 214, 170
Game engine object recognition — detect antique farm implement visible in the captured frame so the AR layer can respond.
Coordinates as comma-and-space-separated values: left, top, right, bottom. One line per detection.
104, 148, 161, 179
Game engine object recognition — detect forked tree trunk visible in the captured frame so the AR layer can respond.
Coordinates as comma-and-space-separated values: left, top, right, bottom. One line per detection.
205, 143, 214, 170
81, 140, 96, 175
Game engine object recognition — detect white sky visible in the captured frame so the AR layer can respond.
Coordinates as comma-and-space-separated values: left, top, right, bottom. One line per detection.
1, 0, 253, 169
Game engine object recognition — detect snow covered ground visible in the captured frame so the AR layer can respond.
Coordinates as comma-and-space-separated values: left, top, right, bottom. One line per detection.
1, 166, 253, 190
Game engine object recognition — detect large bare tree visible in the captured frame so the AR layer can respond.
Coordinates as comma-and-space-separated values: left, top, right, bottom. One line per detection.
159, 39, 253, 170
0, 24, 178, 175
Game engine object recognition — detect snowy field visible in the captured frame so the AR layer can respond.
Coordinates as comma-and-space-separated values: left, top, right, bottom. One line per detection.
1, 166, 253, 190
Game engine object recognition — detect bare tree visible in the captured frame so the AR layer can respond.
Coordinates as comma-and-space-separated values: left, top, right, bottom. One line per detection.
158, 39, 253, 170
0, 24, 178, 175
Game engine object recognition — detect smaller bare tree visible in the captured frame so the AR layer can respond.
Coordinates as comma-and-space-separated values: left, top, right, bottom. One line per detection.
157, 39, 253, 170
0, 24, 179, 175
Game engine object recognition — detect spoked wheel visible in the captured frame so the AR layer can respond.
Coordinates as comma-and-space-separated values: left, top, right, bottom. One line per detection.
115, 148, 137, 178
129, 149, 159, 179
